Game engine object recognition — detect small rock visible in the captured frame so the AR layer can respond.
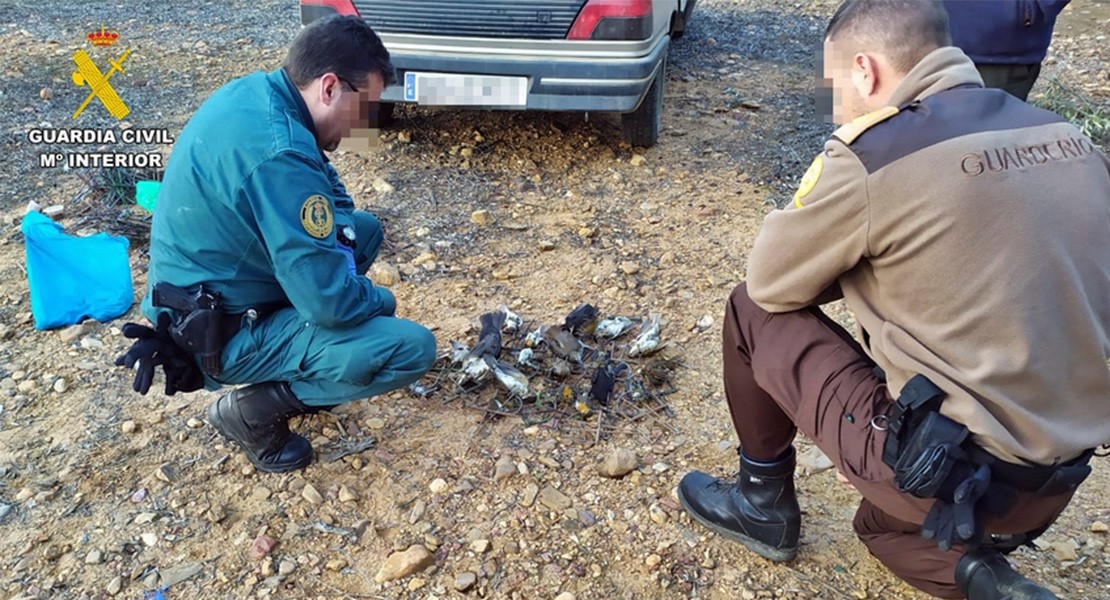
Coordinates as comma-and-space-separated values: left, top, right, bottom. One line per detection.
470, 209, 493, 226
537, 240, 556, 252
1091, 521, 1108, 533
84, 549, 102, 564
369, 263, 401, 287
429, 478, 448, 494
798, 446, 835, 474
339, 485, 358, 503
278, 560, 296, 576
121, 420, 137, 434
366, 417, 385, 430
140, 532, 158, 547
522, 483, 540, 507
52, 378, 67, 393
15, 487, 33, 502
409, 499, 427, 523
326, 557, 348, 571
248, 535, 277, 561
186, 417, 204, 429
619, 262, 640, 276
130, 488, 148, 503
539, 485, 573, 511
598, 449, 639, 478
649, 503, 668, 524
645, 554, 662, 567
494, 456, 516, 482
80, 336, 104, 349
107, 575, 123, 595
630, 154, 646, 167
302, 484, 324, 504
1049, 539, 1079, 562
374, 544, 434, 583
372, 177, 395, 194
470, 539, 491, 553
396, 131, 412, 143
555, 593, 576, 600
40, 87, 52, 100
408, 577, 427, 591
0, 503, 11, 522
154, 464, 174, 483
43, 204, 65, 220
16, 380, 35, 393
134, 512, 157, 525
455, 571, 478, 592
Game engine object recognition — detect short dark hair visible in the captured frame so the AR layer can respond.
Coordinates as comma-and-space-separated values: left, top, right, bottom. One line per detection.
283, 15, 395, 88
825, 0, 951, 73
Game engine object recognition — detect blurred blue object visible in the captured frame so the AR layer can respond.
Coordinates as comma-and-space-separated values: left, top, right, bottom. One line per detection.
21, 211, 134, 330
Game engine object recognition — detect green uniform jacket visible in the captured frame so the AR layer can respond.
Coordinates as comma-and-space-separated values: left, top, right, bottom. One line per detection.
142, 69, 394, 327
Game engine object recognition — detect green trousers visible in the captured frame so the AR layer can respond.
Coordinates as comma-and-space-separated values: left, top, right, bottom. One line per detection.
212, 211, 436, 406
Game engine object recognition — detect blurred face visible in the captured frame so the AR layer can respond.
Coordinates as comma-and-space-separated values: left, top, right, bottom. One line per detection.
820, 38, 892, 125
821, 40, 868, 125
313, 71, 385, 151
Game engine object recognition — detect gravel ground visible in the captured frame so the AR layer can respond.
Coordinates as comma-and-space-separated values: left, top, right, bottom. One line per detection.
0, 1, 1108, 599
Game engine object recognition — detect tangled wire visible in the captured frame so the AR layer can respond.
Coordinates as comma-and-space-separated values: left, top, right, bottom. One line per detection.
417, 304, 683, 439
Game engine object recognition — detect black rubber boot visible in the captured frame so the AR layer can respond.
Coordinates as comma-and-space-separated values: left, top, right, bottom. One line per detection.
956, 551, 1059, 600
207, 381, 315, 473
677, 447, 800, 562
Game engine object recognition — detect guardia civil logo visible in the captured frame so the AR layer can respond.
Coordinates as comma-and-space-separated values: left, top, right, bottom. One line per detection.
71, 25, 132, 120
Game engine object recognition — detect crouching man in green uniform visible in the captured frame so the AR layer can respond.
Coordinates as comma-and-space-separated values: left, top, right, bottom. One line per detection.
116, 16, 436, 473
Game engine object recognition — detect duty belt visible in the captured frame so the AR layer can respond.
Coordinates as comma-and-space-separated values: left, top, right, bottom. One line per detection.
882, 374, 1094, 551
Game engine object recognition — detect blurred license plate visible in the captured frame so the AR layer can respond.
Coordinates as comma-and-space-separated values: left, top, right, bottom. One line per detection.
403, 72, 527, 107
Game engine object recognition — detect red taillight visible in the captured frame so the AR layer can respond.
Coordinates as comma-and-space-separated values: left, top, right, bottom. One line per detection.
567, 0, 652, 40
300, 0, 360, 17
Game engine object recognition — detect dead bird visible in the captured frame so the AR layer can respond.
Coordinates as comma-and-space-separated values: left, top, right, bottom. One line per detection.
628, 314, 663, 357
544, 326, 584, 363
589, 361, 629, 405
498, 304, 524, 333
486, 356, 530, 397
468, 310, 506, 359
596, 316, 636, 339
516, 347, 538, 369
524, 325, 546, 348
448, 340, 471, 365
562, 303, 599, 337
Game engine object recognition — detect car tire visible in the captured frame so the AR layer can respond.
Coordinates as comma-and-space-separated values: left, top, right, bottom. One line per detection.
621, 59, 665, 147
371, 101, 396, 128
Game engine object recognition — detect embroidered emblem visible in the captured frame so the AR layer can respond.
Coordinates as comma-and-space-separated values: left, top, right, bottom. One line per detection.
300, 195, 333, 239
793, 155, 823, 208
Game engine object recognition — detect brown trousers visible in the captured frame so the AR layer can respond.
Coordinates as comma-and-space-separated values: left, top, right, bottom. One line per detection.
723, 283, 1074, 598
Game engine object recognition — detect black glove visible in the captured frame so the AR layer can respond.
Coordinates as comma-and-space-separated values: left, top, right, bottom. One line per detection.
114, 313, 204, 396
921, 463, 991, 551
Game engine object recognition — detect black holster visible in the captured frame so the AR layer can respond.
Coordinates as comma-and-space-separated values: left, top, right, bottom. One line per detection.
152, 282, 238, 378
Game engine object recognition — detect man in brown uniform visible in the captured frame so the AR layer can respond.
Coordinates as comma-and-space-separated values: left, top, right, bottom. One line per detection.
677, 1, 1110, 599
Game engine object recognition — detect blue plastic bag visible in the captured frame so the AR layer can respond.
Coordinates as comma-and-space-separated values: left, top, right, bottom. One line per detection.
21, 211, 134, 330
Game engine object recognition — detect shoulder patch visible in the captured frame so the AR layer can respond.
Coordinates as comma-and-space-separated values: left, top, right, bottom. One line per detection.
300, 195, 334, 239
833, 106, 900, 145
793, 155, 823, 208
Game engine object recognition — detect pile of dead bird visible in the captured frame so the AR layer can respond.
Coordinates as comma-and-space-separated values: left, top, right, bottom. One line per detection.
417, 304, 682, 436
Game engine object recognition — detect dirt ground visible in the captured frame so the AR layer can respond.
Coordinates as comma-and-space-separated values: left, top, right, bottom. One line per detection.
0, 1, 1108, 599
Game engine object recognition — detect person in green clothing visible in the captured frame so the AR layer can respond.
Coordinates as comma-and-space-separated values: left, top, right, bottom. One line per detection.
115, 15, 436, 473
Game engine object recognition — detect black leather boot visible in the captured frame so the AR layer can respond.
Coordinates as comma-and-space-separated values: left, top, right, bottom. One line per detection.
956, 551, 1059, 600
207, 381, 315, 473
677, 447, 800, 562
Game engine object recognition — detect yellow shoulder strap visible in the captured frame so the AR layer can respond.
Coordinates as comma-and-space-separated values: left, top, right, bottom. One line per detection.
833, 105, 900, 145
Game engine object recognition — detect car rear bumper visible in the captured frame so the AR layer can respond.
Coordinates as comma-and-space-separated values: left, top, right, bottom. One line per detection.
380, 37, 669, 113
